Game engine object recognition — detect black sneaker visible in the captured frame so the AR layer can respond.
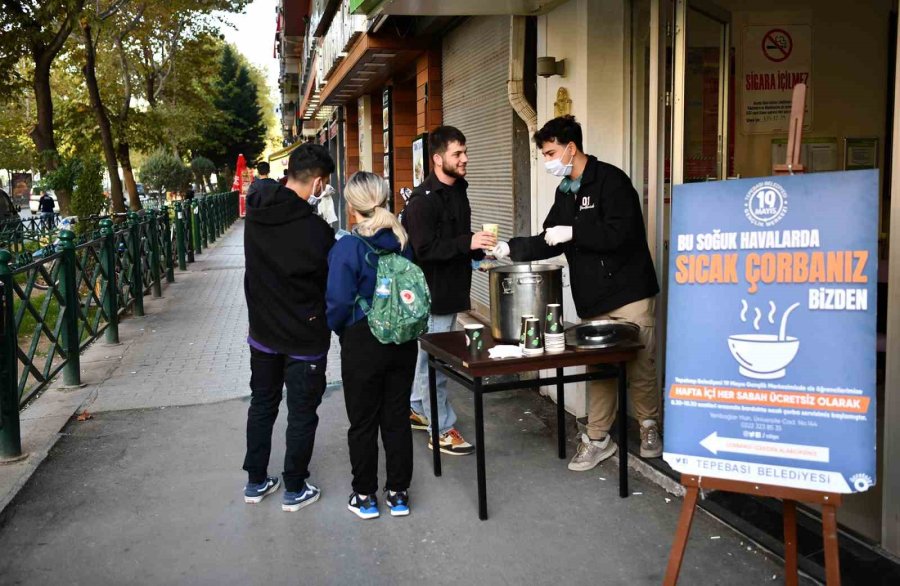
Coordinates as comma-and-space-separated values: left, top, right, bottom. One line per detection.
348, 492, 379, 519
384, 489, 410, 517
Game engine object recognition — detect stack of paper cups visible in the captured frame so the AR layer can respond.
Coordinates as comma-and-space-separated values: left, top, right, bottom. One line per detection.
544, 303, 565, 353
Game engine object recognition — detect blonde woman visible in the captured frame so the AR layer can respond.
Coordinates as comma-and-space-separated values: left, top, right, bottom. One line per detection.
326, 171, 416, 519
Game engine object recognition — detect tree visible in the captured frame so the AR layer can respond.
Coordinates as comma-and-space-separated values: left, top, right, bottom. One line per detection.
196, 44, 266, 177
0, 0, 88, 214
190, 156, 215, 192
79, 0, 133, 215
123, 1, 248, 194
139, 150, 191, 197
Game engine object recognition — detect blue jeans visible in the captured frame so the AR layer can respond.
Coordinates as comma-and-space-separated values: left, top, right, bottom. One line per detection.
410, 313, 457, 435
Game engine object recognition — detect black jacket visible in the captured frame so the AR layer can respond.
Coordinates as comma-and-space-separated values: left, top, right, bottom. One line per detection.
246, 177, 278, 208
509, 156, 659, 318
38, 194, 55, 213
402, 173, 484, 315
244, 181, 334, 356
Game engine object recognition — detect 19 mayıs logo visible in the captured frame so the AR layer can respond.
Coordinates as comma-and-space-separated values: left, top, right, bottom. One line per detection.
744, 181, 789, 227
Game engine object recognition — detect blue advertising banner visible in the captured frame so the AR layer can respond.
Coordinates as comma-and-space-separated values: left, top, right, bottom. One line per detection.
663, 170, 878, 493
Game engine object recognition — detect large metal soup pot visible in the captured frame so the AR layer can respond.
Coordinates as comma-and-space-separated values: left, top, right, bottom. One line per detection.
489, 263, 564, 342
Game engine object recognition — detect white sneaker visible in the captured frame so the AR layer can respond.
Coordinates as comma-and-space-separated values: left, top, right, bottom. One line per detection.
567, 433, 617, 472
640, 419, 663, 458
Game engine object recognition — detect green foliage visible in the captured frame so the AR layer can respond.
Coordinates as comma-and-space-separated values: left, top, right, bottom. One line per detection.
42, 156, 81, 195
190, 156, 216, 189
0, 0, 269, 185
196, 44, 267, 171
0, 88, 36, 170
0, 0, 84, 95
140, 150, 192, 195
41, 156, 109, 230
70, 158, 107, 229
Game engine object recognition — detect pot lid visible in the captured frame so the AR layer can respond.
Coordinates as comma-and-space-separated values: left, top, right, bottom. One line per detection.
564, 320, 640, 348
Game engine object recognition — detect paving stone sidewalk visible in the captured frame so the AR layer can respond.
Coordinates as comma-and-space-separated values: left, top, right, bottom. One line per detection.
84, 221, 341, 413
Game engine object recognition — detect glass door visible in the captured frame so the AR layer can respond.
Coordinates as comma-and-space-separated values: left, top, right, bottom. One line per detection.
672, 0, 731, 184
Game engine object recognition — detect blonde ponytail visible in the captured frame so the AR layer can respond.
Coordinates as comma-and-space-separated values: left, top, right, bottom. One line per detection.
345, 171, 408, 249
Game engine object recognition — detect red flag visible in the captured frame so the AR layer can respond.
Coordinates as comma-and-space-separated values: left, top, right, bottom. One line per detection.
234, 154, 248, 217
233, 153, 247, 191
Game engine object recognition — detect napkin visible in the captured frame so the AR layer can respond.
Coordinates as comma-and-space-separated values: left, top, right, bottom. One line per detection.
488, 345, 523, 359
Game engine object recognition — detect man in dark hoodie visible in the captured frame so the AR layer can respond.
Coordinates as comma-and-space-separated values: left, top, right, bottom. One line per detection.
246, 161, 278, 207
242, 143, 335, 512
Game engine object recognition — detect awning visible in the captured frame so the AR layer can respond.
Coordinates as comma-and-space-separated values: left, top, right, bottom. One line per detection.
317, 33, 429, 106
268, 141, 303, 162
350, 0, 566, 16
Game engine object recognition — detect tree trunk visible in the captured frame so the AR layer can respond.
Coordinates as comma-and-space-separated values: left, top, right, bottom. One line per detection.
82, 23, 127, 215
144, 74, 157, 108
117, 142, 141, 210
29, 51, 70, 214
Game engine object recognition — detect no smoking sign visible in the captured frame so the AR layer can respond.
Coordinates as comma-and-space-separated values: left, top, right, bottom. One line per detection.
762, 28, 793, 62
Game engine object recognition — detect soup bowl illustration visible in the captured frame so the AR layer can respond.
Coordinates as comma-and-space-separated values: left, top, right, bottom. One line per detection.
727, 334, 800, 380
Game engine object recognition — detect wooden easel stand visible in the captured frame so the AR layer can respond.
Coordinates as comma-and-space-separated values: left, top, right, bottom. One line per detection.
663, 474, 842, 585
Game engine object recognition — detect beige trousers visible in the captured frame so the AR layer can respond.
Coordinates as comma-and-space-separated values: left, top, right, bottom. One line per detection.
585, 297, 659, 438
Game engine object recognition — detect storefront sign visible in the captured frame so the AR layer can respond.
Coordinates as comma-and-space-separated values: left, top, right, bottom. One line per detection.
412, 133, 428, 187
664, 170, 878, 494
10, 173, 32, 200
741, 25, 812, 134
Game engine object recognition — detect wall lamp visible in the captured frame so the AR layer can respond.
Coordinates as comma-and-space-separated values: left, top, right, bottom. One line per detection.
537, 56, 566, 78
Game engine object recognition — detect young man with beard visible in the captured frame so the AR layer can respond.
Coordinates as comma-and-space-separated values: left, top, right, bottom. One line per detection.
403, 126, 497, 455
492, 115, 662, 470
242, 143, 335, 511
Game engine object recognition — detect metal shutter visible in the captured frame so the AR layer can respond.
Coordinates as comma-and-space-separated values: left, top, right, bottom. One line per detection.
442, 16, 513, 309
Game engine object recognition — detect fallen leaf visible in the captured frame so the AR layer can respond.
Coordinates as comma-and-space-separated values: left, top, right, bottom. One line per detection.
76, 411, 93, 422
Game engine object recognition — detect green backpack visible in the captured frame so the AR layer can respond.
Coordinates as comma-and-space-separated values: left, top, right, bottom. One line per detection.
353, 235, 431, 344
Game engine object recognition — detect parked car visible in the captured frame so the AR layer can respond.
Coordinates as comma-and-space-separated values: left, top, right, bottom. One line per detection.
29, 189, 57, 214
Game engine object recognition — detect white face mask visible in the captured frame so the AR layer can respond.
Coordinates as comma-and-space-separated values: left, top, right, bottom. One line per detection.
308, 181, 334, 207
544, 145, 574, 177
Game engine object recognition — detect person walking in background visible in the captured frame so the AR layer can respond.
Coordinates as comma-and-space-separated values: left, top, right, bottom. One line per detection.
492, 115, 661, 470
38, 190, 55, 230
326, 172, 418, 519
402, 126, 497, 456
246, 161, 278, 207
242, 143, 336, 511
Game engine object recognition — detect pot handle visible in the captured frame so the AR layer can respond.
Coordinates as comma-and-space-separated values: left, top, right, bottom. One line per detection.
517, 275, 543, 286
501, 278, 514, 294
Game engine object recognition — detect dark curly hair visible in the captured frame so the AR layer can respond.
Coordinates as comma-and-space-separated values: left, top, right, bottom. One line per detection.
533, 115, 583, 153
